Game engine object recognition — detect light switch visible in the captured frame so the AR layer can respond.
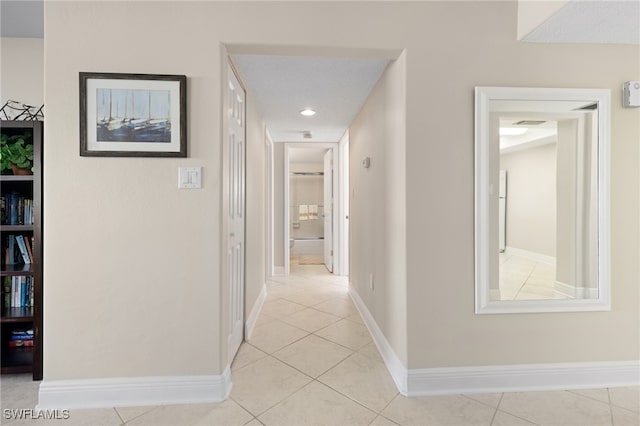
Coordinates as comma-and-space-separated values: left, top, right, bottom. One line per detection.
623, 81, 640, 107
178, 167, 202, 189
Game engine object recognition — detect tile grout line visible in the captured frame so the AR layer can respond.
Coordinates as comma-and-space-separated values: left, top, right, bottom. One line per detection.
310, 376, 383, 419
607, 388, 615, 426
113, 407, 126, 425
488, 393, 503, 426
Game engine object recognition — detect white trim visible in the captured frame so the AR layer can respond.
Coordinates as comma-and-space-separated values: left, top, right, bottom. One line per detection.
265, 131, 275, 277
475, 86, 611, 314
37, 369, 232, 410
406, 361, 640, 396
505, 246, 555, 266
338, 131, 350, 277
284, 145, 290, 275
273, 266, 285, 276
349, 283, 635, 397
349, 284, 408, 395
245, 283, 267, 339
555, 281, 598, 299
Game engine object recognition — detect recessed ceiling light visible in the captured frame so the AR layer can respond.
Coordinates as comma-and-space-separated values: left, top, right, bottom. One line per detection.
499, 127, 528, 136
300, 108, 316, 117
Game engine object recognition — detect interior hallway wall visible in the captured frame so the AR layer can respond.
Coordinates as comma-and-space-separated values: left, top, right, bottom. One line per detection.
1, 38, 43, 109
350, 53, 407, 364
500, 143, 557, 257
404, 2, 638, 368
42, 1, 639, 384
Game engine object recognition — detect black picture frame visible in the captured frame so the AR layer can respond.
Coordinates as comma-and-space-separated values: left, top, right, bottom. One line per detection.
79, 72, 187, 157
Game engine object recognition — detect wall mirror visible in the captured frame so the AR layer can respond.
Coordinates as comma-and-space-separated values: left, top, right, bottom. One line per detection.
475, 87, 610, 314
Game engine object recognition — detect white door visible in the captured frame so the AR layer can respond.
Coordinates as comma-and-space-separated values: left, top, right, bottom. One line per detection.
226, 65, 245, 361
324, 150, 333, 272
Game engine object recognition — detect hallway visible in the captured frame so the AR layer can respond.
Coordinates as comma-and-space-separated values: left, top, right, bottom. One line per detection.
1, 266, 638, 425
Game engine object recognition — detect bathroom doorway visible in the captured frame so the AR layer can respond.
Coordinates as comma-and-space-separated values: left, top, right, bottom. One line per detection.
287, 144, 337, 273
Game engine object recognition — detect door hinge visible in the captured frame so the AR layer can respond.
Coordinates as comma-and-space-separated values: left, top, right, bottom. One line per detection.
330, 250, 333, 256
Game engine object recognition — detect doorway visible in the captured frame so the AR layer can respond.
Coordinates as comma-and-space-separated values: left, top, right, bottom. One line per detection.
286, 144, 342, 274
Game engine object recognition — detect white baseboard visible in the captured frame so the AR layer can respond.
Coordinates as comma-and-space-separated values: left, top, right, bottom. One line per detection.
37, 368, 232, 410
348, 284, 638, 397
407, 361, 640, 396
348, 284, 408, 395
246, 283, 267, 340
555, 281, 598, 299
505, 246, 555, 266
273, 266, 285, 276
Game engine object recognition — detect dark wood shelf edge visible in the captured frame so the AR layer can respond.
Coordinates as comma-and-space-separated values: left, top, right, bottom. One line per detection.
1, 307, 35, 322
1, 365, 33, 375
0, 225, 35, 231
0, 267, 35, 276
0, 175, 34, 182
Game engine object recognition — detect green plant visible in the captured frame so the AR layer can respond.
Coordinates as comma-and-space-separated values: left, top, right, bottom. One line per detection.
1, 132, 33, 173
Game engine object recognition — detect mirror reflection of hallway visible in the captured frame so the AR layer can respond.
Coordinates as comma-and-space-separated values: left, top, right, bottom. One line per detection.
475, 86, 611, 314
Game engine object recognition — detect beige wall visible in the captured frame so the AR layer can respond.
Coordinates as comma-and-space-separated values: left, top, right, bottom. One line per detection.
1, 38, 44, 110
43, 1, 639, 382
500, 143, 557, 257
517, 0, 569, 40
405, 2, 638, 368
350, 53, 408, 364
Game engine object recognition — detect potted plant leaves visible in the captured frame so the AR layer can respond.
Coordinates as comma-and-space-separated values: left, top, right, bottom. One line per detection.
1, 132, 34, 175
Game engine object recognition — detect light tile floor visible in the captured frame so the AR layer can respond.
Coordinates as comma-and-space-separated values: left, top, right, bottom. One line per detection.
1, 264, 638, 425
497, 253, 569, 301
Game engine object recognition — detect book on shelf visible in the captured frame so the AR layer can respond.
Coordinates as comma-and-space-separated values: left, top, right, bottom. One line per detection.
3, 276, 33, 309
1, 194, 33, 226
15, 235, 31, 264
3, 234, 33, 266
5, 235, 17, 265
9, 340, 34, 348
11, 329, 34, 341
24, 236, 34, 263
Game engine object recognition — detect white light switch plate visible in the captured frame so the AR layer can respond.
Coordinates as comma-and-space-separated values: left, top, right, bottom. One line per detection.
178, 167, 202, 189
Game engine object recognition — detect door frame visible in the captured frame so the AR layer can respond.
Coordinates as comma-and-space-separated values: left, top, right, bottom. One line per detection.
283, 142, 343, 275
221, 55, 247, 365
265, 131, 275, 277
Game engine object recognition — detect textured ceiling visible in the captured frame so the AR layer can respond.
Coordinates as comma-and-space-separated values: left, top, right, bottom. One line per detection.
0, 1, 44, 38
232, 54, 388, 143
524, 0, 640, 45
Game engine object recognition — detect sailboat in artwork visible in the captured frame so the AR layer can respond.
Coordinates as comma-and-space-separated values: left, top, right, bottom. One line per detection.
97, 88, 171, 143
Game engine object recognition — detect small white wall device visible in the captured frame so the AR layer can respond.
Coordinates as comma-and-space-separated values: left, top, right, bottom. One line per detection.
623, 81, 640, 107
178, 167, 202, 189
362, 157, 371, 168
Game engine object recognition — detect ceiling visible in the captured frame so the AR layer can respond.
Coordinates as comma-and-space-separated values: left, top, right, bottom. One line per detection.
0, 1, 44, 38
524, 0, 640, 45
3, 0, 638, 45
232, 54, 388, 143
493, 99, 594, 153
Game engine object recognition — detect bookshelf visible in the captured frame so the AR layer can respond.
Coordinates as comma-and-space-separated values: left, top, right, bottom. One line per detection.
1, 120, 42, 380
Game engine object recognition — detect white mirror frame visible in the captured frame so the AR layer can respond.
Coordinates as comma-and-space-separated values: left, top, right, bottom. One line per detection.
475, 87, 611, 314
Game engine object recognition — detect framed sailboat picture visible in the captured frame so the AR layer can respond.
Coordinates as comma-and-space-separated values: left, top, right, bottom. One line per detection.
80, 72, 187, 157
